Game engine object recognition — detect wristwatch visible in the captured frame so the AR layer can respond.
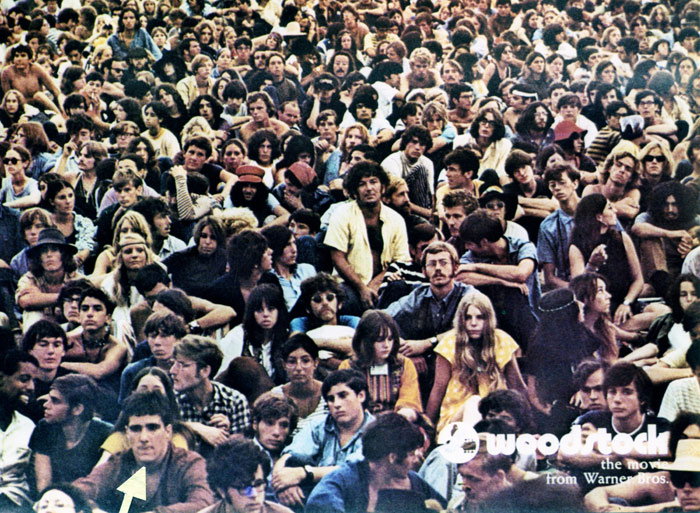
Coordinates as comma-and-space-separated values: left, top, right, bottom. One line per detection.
302, 465, 314, 485
188, 320, 202, 334
429, 336, 439, 346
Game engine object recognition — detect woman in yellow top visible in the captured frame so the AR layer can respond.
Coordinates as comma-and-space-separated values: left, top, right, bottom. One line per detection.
426, 290, 528, 433
339, 310, 422, 422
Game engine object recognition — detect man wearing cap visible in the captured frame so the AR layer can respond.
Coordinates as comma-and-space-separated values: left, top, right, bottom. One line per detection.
227, 164, 291, 226
16, 228, 81, 331
303, 74, 346, 137
272, 161, 329, 214
240, 92, 289, 142
553, 93, 597, 147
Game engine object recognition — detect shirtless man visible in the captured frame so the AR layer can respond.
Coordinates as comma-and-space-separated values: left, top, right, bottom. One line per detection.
238, 91, 289, 143
1, 45, 63, 116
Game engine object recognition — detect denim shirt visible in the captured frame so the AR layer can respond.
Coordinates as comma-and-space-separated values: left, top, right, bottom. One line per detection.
282, 411, 374, 467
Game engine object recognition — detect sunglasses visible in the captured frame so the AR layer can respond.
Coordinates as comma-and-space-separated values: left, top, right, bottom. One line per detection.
643, 155, 666, 163
3, 157, 21, 165
311, 292, 336, 304
234, 479, 266, 498
670, 471, 700, 488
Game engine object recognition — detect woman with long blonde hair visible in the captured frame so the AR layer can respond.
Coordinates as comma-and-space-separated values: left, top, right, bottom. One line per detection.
426, 290, 527, 433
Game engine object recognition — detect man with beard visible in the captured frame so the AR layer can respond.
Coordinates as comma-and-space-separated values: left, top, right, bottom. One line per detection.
512, 101, 555, 152
0, 351, 38, 513
306, 412, 445, 513
633, 181, 700, 296
386, 242, 474, 400
325, 161, 410, 311
381, 126, 434, 219
239, 92, 289, 142
400, 48, 440, 94
382, 175, 428, 231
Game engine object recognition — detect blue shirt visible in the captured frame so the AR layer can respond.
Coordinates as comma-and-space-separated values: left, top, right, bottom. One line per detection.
460, 236, 541, 313
537, 208, 574, 282
272, 263, 317, 311
290, 315, 360, 332
282, 411, 374, 467
107, 29, 162, 61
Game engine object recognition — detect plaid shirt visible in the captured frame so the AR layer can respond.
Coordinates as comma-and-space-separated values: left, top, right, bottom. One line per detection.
176, 381, 250, 434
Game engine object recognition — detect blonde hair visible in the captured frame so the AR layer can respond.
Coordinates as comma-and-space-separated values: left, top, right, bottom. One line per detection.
108, 232, 158, 306
453, 290, 504, 393
181, 116, 215, 141
340, 123, 370, 156
215, 207, 259, 237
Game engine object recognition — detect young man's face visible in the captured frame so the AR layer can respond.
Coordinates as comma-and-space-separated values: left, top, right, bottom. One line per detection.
512, 164, 534, 186
318, 118, 337, 140
184, 145, 208, 172
279, 104, 301, 127
170, 356, 207, 392
326, 383, 365, 427
80, 296, 111, 333
248, 99, 269, 123
224, 465, 266, 513
663, 194, 680, 222
143, 107, 160, 129
672, 472, 700, 512
115, 183, 142, 207
423, 250, 455, 289
148, 332, 177, 362
254, 416, 291, 452
153, 213, 171, 239
0, 361, 37, 405
580, 369, 607, 411
29, 337, 65, 372
43, 388, 72, 424
355, 175, 383, 206
404, 136, 427, 161
127, 414, 172, 466
606, 382, 642, 423
444, 205, 467, 238
12, 51, 30, 68
547, 172, 578, 203
309, 289, 339, 324
637, 96, 657, 118
289, 220, 311, 239
446, 163, 469, 189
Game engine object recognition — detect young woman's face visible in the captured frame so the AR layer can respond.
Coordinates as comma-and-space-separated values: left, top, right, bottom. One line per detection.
223, 143, 245, 170
283, 347, 317, 384
340, 34, 353, 49
35, 488, 77, 513
679, 281, 699, 312
344, 128, 364, 152
121, 243, 148, 269
136, 374, 167, 395
464, 304, 486, 340
254, 301, 279, 330
600, 89, 619, 109
152, 30, 167, 48
3, 149, 26, 176
372, 329, 395, 364
530, 56, 545, 74
4, 94, 19, 114
135, 142, 150, 164
590, 279, 612, 315
51, 187, 75, 215
680, 60, 695, 78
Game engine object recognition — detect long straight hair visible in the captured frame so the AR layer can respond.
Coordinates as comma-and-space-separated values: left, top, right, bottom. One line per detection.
453, 290, 503, 392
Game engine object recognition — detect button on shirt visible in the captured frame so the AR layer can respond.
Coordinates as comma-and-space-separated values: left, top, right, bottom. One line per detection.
282, 411, 374, 467
0, 412, 35, 507
176, 381, 250, 434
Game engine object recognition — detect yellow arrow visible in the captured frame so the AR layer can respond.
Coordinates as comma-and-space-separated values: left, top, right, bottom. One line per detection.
117, 466, 147, 513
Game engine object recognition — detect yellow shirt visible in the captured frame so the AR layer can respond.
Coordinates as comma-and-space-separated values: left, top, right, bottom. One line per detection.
434, 330, 520, 433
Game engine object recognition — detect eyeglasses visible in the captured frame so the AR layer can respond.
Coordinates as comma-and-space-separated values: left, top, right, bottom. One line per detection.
638, 100, 656, 106
3, 157, 21, 165
485, 201, 505, 210
643, 154, 666, 163
480, 119, 497, 127
670, 471, 700, 489
234, 480, 266, 498
311, 292, 336, 304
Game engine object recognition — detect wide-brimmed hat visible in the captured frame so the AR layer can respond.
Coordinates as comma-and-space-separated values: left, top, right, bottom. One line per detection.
663, 439, 700, 472
478, 182, 518, 221
27, 228, 77, 259
553, 120, 587, 142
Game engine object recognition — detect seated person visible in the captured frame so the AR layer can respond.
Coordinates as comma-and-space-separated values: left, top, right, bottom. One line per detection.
290, 273, 359, 364
29, 374, 112, 492
94, 168, 144, 250
202, 437, 294, 513
271, 369, 375, 508
250, 391, 298, 472
306, 412, 445, 513
63, 287, 129, 420
171, 335, 250, 447
659, 339, 700, 422
73, 392, 214, 512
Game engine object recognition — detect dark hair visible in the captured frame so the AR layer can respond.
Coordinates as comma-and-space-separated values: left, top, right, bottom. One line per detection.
459, 210, 504, 244
193, 216, 226, 248
124, 366, 180, 423
252, 391, 298, 434
289, 209, 320, 234
247, 129, 281, 163
281, 332, 319, 361
57, 279, 94, 316
478, 390, 534, 434
260, 225, 293, 264
343, 161, 389, 199
37, 484, 91, 513
189, 95, 224, 130
51, 374, 100, 421
686, 340, 700, 372
243, 284, 289, 350
227, 230, 270, 280
399, 125, 433, 152
121, 391, 174, 427
515, 101, 553, 135
27, 241, 78, 278
543, 162, 580, 184
155, 288, 195, 323
648, 181, 696, 227
504, 149, 533, 178
469, 107, 506, 141
80, 287, 116, 316
362, 412, 424, 462
669, 412, 700, 457
572, 359, 610, 391
684, 302, 700, 336
131, 197, 170, 228
603, 361, 653, 411
207, 438, 271, 492
570, 193, 619, 259
351, 310, 401, 369
667, 274, 700, 322
22, 320, 67, 352
134, 264, 170, 296
144, 311, 187, 339
321, 369, 369, 408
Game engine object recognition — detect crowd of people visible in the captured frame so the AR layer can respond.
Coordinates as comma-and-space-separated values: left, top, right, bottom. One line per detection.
2, 0, 700, 511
